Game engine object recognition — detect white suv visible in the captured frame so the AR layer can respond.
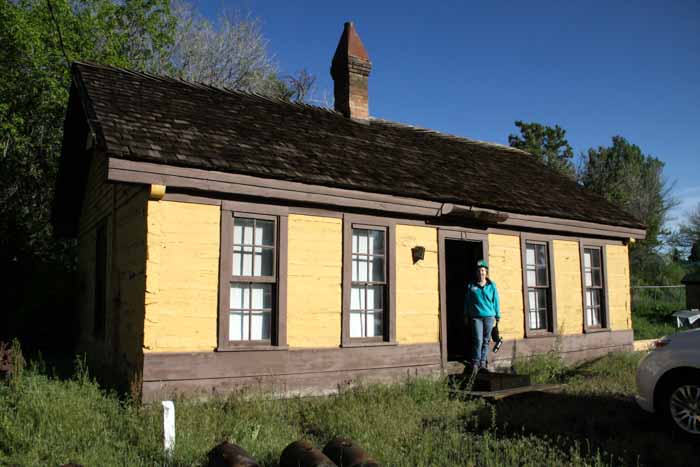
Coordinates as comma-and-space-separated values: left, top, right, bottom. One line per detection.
635, 328, 700, 437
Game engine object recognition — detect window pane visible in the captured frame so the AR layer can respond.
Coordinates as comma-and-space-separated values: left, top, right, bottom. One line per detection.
350, 311, 364, 337
230, 284, 244, 309
585, 271, 592, 287
587, 307, 600, 327
369, 256, 385, 282
366, 310, 382, 337
526, 268, 536, 287
353, 229, 368, 254
251, 284, 263, 309
584, 250, 591, 268
367, 285, 383, 309
589, 249, 601, 268
353, 255, 368, 281
230, 312, 243, 340
369, 230, 384, 255
234, 249, 253, 276
529, 310, 540, 330
592, 269, 602, 287
256, 220, 274, 246
235, 218, 255, 245
254, 284, 272, 309
536, 244, 547, 266
351, 286, 365, 310
262, 311, 271, 339
526, 245, 536, 266
242, 313, 250, 340
585, 290, 592, 307
528, 290, 537, 312
537, 309, 547, 329
537, 289, 547, 311
536, 267, 547, 286
373, 311, 383, 337
250, 312, 271, 340
253, 247, 274, 276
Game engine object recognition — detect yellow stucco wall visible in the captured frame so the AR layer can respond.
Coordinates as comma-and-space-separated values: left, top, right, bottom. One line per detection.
144, 200, 220, 352
396, 225, 440, 344
287, 214, 342, 347
488, 233, 525, 340
553, 240, 584, 334
606, 244, 632, 330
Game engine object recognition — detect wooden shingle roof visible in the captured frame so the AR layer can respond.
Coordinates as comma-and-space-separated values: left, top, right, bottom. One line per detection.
67, 61, 644, 230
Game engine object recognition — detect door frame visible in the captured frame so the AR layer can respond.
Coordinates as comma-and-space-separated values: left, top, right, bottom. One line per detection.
438, 228, 489, 369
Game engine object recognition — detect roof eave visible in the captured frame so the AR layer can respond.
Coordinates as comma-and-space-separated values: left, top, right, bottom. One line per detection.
106, 156, 647, 240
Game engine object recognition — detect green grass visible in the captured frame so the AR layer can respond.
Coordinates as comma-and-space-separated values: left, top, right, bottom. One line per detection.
1, 347, 697, 466
631, 288, 684, 340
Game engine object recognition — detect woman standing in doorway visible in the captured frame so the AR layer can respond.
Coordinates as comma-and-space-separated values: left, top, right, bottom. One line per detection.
464, 260, 500, 372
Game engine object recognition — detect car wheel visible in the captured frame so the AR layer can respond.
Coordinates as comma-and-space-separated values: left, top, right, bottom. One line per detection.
663, 375, 700, 438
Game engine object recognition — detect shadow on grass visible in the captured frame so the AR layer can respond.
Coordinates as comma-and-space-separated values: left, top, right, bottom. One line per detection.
471, 390, 699, 467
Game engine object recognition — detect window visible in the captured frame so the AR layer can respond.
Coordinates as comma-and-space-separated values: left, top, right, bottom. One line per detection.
521, 236, 557, 336
342, 215, 396, 346
581, 245, 609, 331
93, 221, 108, 339
350, 228, 386, 338
230, 217, 275, 340
218, 204, 288, 350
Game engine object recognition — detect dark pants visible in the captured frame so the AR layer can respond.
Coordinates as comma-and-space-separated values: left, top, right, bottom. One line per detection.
470, 316, 495, 368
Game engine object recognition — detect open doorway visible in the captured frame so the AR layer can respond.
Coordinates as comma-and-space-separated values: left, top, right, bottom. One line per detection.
445, 239, 485, 362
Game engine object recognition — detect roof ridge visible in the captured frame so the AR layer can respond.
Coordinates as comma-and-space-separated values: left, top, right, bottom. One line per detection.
370, 118, 532, 156
73, 60, 342, 118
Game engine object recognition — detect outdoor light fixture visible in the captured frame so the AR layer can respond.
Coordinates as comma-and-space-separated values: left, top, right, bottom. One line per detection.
412, 246, 425, 263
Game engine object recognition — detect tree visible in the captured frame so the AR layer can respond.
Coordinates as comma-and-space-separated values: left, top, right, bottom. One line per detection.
508, 121, 576, 178
1, 0, 176, 346
284, 69, 317, 103
578, 136, 676, 283
1, 0, 316, 347
668, 202, 700, 262
163, 3, 315, 100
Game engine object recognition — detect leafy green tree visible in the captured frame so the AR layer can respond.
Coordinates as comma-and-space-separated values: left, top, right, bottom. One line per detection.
508, 120, 576, 178
0, 0, 176, 345
578, 136, 676, 283
668, 202, 700, 263
1, 0, 315, 346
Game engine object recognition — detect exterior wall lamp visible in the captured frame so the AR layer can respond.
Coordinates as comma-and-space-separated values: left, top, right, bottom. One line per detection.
412, 246, 425, 264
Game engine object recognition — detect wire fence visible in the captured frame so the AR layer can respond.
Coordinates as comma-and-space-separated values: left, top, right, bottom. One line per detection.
631, 285, 686, 311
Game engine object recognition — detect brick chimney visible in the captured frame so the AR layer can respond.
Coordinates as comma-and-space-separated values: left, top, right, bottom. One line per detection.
331, 22, 372, 121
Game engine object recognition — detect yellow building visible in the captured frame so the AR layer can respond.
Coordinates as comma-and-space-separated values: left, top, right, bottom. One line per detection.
53, 24, 645, 401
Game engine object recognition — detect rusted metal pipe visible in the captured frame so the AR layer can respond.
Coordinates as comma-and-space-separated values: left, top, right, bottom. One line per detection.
280, 440, 337, 467
206, 441, 260, 467
323, 438, 379, 467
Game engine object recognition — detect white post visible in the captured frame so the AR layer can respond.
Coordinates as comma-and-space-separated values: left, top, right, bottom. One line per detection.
162, 400, 175, 457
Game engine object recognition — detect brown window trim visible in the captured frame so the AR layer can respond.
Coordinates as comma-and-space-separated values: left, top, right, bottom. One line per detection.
580, 242, 611, 333
520, 234, 558, 337
342, 214, 397, 347
93, 218, 109, 340
218, 206, 288, 351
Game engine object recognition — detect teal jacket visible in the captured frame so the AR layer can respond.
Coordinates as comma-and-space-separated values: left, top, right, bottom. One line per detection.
464, 279, 500, 319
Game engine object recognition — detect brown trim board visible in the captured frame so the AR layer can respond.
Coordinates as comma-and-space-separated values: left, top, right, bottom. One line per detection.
341, 214, 397, 346
491, 329, 633, 365
437, 228, 489, 369
143, 342, 441, 382
579, 242, 612, 333
142, 365, 442, 402
109, 158, 646, 239
521, 233, 559, 337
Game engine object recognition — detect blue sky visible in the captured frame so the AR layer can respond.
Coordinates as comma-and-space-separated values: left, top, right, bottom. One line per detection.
196, 0, 699, 228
